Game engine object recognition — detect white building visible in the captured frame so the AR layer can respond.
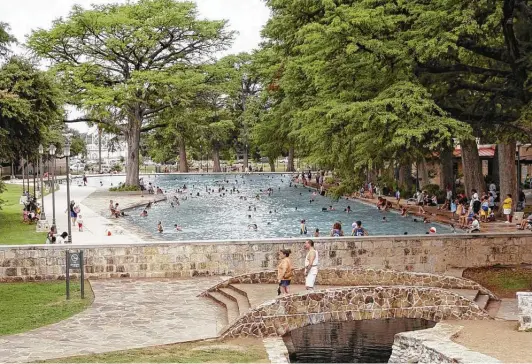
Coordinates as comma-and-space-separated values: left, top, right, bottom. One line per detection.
83, 127, 127, 163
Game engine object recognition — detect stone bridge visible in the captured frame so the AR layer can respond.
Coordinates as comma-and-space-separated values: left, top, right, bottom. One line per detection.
221, 286, 492, 339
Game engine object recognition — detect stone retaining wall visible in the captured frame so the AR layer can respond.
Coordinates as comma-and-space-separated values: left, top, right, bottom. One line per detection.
0, 233, 531, 281
202, 268, 498, 300
221, 286, 491, 338
388, 323, 500, 363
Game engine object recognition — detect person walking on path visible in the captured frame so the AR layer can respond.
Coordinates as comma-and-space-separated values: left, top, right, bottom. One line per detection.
304, 240, 318, 290
277, 249, 293, 295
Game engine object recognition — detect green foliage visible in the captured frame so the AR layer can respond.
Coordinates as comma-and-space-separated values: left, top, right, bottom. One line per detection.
28, 0, 234, 185
0, 57, 63, 161
109, 185, 140, 192
0, 22, 15, 59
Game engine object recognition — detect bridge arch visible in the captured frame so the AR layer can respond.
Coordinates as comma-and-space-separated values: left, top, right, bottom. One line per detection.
222, 286, 491, 338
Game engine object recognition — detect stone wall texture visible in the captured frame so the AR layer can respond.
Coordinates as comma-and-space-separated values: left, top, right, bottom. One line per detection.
0, 233, 531, 281
221, 286, 491, 339
517, 292, 532, 331
202, 268, 498, 300
388, 323, 500, 363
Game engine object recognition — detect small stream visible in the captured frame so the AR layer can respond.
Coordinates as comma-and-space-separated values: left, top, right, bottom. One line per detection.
284, 319, 435, 363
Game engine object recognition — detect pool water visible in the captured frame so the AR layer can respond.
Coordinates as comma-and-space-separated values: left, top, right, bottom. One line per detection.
285, 319, 436, 363
86, 174, 450, 240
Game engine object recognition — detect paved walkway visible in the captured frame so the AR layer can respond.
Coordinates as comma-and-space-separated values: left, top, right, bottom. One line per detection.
38, 182, 145, 245
0, 277, 225, 363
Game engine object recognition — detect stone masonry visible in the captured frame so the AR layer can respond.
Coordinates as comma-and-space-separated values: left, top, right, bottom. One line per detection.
221, 286, 491, 339
517, 292, 532, 331
202, 267, 498, 300
388, 323, 500, 363
1, 233, 531, 281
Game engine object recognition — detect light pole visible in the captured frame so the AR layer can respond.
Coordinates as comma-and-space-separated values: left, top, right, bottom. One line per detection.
200, 145, 203, 171
49, 144, 57, 226
517, 141, 522, 196
38, 145, 46, 220
64, 138, 72, 244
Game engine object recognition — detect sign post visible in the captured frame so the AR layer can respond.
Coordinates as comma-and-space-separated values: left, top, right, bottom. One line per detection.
66, 250, 84, 300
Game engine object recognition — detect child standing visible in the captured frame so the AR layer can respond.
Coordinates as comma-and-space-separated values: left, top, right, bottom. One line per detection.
77, 214, 83, 232
503, 194, 513, 223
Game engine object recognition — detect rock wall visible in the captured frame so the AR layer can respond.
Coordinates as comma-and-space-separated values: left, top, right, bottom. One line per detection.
0, 233, 531, 282
388, 323, 500, 363
202, 268, 498, 300
222, 286, 491, 339
517, 292, 532, 331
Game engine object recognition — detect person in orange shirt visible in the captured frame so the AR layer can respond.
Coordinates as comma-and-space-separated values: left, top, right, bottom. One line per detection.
277, 249, 293, 295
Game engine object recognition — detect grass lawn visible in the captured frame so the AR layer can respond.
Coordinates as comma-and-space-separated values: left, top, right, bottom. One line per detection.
463, 265, 532, 298
45, 338, 269, 363
0, 280, 93, 336
0, 184, 47, 244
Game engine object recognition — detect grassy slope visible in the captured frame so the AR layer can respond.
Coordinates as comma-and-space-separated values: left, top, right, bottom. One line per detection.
46, 338, 269, 363
464, 266, 532, 298
0, 184, 47, 244
0, 281, 93, 336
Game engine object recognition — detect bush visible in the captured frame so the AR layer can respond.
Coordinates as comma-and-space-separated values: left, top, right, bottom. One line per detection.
109, 185, 140, 192
422, 183, 446, 203
324, 176, 335, 185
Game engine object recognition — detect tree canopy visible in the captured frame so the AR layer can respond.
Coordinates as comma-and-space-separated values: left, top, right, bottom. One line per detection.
28, 0, 234, 186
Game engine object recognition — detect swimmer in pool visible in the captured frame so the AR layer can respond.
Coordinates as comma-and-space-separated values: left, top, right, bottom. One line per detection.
248, 223, 258, 230
157, 221, 163, 233
174, 224, 182, 231
140, 210, 148, 217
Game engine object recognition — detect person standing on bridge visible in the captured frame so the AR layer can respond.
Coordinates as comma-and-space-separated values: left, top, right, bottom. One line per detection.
277, 249, 293, 295
304, 240, 319, 290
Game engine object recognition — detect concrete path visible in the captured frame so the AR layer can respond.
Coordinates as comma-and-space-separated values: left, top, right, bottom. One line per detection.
0, 277, 225, 363
40, 183, 144, 245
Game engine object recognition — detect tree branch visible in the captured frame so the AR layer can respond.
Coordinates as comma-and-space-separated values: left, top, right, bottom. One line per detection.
417, 63, 511, 77
140, 122, 168, 133
456, 37, 507, 63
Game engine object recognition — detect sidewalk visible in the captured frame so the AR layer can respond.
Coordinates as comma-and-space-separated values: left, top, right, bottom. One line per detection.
40, 183, 143, 245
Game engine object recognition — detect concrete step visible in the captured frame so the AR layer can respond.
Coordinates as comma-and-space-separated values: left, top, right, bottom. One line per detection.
486, 299, 502, 318
474, 293, 490, 311
447, 289, 480, 302
207, 291, 239, 326
220, 286, 251, 316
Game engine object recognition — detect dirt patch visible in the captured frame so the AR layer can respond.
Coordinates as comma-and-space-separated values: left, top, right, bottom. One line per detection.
448, 320, 532, 363
463, 265, 532, 298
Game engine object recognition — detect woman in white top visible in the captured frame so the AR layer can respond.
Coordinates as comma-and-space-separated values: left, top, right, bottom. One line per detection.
304, 239, 319, 289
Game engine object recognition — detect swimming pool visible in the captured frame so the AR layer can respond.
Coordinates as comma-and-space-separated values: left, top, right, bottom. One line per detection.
86, 174, 451, 240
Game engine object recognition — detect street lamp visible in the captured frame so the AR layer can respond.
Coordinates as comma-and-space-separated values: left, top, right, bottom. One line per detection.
200, 145, 203, 172
49, 144, 57, 226
517, 141, 522, 196
38, 144, 46, 220
64, 138, 73, 244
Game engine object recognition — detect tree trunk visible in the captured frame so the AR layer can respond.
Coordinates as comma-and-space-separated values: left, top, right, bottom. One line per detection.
498, 142, 517, 211
268, 157, 275, 172
125, 119, 141, 187
212, 147, 221, 172
287, 146, 295, 172
418, 158, 430, 188
179, 136, 188, 173
243, 146, 248, 171
461, 139, 485, 194
439, 146, 454, 190
398, 162, 413, 191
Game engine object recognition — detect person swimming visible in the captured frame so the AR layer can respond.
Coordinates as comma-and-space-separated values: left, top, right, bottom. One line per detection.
248, 223, 258, 230
157, 221, 163, 233
140, 210, 148, 217
174, 224, 182, 231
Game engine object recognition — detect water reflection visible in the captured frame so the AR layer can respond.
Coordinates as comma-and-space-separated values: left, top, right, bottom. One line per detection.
284, 319, 435, 363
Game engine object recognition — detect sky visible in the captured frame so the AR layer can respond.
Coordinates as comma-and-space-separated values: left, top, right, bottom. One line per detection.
0, 0, 271, 132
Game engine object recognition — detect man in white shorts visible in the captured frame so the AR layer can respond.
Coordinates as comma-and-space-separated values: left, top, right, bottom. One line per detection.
304, 239, 319, 289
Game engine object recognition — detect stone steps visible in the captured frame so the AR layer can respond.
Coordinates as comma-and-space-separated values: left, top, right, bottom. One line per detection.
474, 293, 490, 311
219, 286, 251, 316
207, 291, 239, 328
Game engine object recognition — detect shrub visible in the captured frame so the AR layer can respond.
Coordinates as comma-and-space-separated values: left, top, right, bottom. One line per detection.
109, 185, 140, 192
